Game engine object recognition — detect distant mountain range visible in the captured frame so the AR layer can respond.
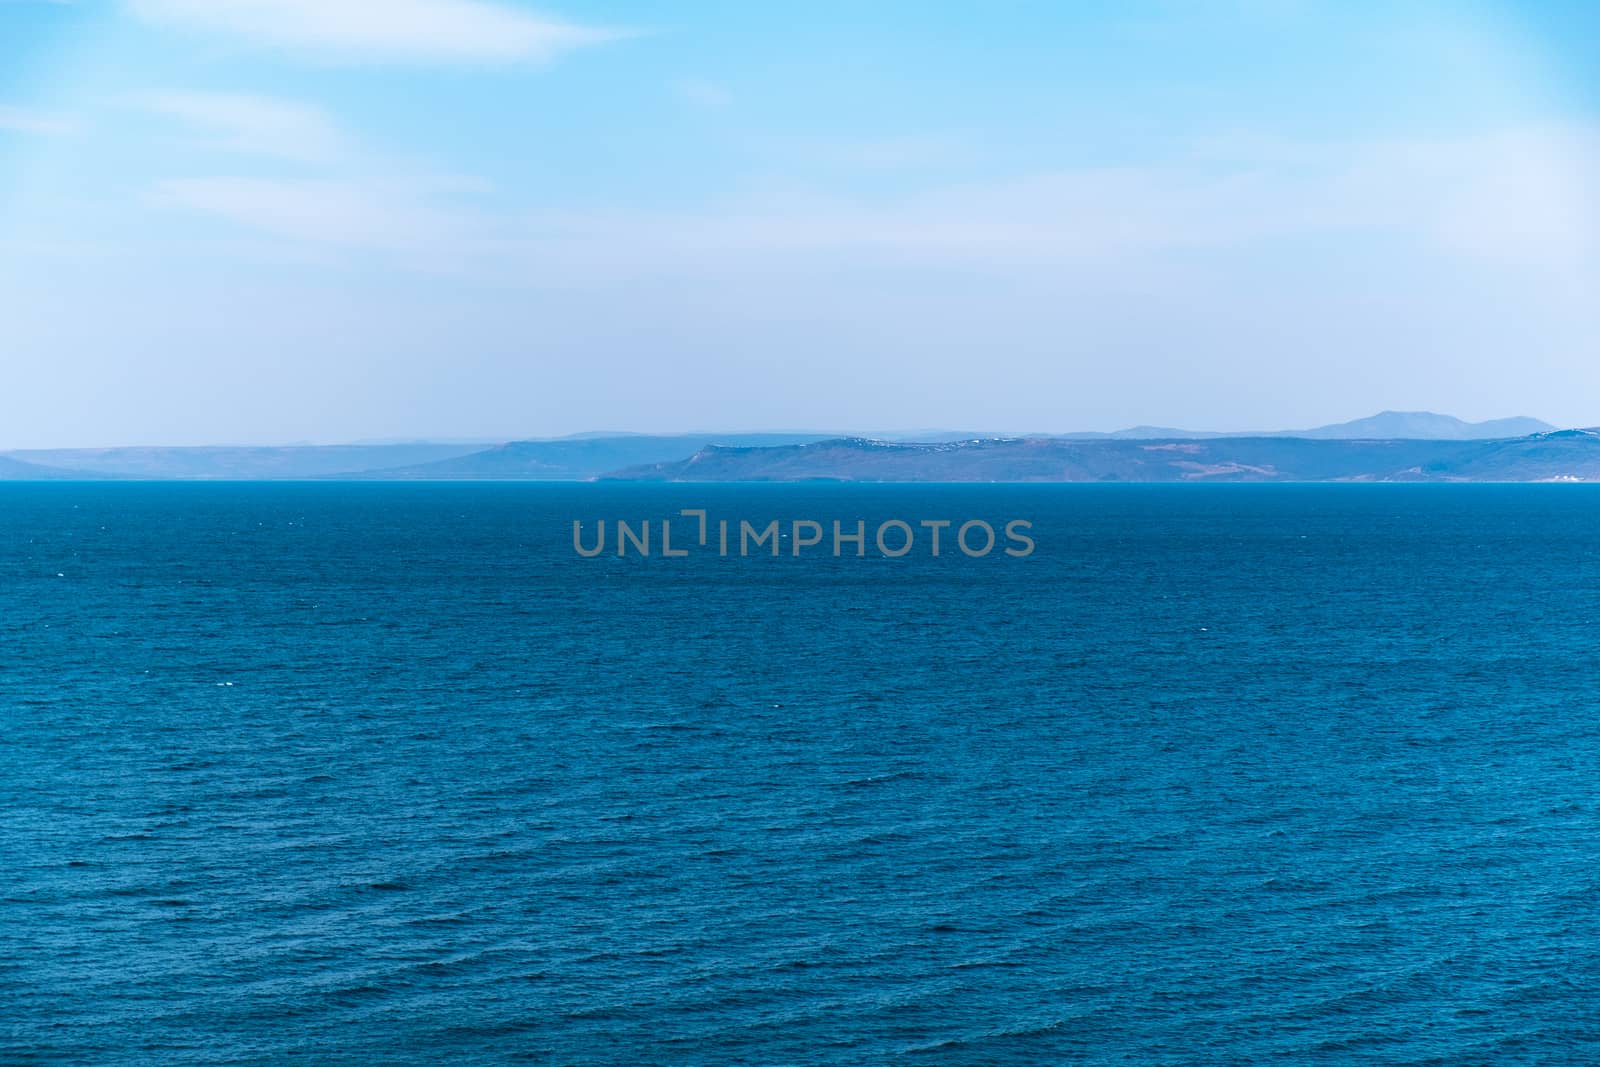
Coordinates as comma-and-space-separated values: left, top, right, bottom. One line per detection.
0, 455, 92, 480
0, 442, 486, 480
610, 430, 1600, 483
0, 413, 1590, 482
1053, 411, 1555, 441
350, 434, 831, 480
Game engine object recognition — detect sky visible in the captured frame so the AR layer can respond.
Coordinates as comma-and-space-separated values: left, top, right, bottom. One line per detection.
1, 0, 1597, 447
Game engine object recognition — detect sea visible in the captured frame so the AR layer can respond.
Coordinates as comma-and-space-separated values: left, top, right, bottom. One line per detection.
3, 482, 1599, 1065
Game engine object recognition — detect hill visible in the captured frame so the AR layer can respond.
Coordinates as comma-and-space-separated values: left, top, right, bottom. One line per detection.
1286, 411, 1554, 440
0, 414, 1570, 480
354, 434, 833, 480
1055, 411, 1555, 441
604, 431, 1600, 483
0, 455, 107, 480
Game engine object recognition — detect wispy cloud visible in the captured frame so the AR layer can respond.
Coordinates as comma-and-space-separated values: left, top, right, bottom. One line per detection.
0, 104, 75, 135
670, 79, 732, 110
138, 91, 347, 162
758, 133, 974, 172
485, 123, 1596, 281
145, 123, 1599, 292
149, 175, 488, 261
126, 0, 624, 64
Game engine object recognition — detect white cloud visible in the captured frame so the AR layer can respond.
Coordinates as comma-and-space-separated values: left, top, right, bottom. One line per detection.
139, 91, 346, 162
0, 105, 74, 135
126, 0, 622, 64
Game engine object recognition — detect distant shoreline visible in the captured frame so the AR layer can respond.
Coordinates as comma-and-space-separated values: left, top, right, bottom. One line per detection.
3, 418, 1596, 483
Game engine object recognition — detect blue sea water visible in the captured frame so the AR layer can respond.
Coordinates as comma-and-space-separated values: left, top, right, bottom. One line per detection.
4, 483, 1600, 1065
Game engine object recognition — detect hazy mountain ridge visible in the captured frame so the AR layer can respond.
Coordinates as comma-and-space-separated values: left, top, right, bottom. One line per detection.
1275, 411, 1554, 440
1054, 411, 1555, 441
0, 414, 1576, 480
0, 443, 488, 480
347, 411, 1566, 480
349, 434, 835, 481
0, 455, 101, 480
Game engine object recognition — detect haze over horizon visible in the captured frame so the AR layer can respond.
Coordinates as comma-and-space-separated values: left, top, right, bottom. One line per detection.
0, 409, 1574, 454
3, 1, 1598, 448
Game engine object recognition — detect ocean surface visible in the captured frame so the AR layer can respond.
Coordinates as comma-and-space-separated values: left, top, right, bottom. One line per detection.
4, 483, 1600, 1065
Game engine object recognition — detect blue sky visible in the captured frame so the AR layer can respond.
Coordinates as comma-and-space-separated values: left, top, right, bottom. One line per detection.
1, 0, 1597, 446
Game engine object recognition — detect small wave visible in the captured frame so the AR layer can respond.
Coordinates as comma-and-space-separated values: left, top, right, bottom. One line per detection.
843, 769, 927, 787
